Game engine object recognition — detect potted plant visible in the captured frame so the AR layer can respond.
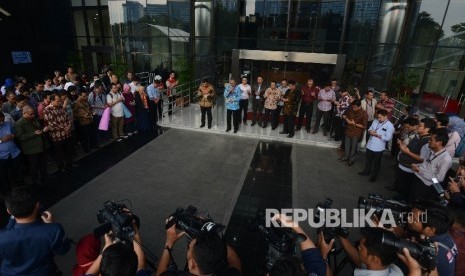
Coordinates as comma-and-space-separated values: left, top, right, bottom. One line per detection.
391, 70, 420, 105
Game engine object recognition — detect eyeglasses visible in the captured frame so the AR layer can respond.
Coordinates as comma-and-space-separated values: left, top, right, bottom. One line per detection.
23, 112, 35, 116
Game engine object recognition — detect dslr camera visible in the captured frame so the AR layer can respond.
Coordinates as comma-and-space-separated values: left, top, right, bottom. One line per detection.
358, 193, 410, 228
166, 205, 225, 240
315, 198, 349, 243
95, 201, 137, 243
250, 211, 307, 270
381, 231, 436, 271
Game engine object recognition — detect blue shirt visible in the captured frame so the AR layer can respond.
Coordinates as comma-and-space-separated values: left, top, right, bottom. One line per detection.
146, 84, 160, 101
0, 122, 21, 159
0, 218, 70, 276
366, 119, 394, 152
430, 233, 457, 276
224, 85, 240, 110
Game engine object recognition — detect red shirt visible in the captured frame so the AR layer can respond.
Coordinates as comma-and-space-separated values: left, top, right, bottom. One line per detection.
301, 85, 319, 103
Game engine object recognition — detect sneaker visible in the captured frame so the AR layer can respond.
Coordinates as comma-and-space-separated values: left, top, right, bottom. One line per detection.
127, 132, 133, 137
121, 135, 129, 139
133, 130, 138, 134
116, 138, 123, 142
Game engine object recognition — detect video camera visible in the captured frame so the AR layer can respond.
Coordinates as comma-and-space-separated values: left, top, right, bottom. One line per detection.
358, 193, 410, 228
315, 198, 349, 243
250, 211, 307, 270
165, 205, 225, 240
381, 231, 437, 271
94, 201, 138, 243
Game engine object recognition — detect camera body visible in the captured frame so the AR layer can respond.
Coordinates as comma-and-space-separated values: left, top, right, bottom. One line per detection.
358, 193, 410, 228
381, 231, 436, 271
250, 212, 306, 270
315, 198, 349, 243
166, 205, 224, 240
96, 201, 135, 242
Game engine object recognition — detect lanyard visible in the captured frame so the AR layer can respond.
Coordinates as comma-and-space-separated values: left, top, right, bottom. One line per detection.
374, 120, 387, 132
428, 149, 446, 163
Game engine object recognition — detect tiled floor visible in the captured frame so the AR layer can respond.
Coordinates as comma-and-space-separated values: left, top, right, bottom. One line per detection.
159, 101, 340, 148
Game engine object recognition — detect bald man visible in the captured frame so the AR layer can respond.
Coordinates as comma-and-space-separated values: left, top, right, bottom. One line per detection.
15, 105, 51, 186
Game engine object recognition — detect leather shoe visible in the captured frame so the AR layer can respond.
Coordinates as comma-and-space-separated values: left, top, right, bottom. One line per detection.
295, 127, 301, 131
279, 131, 288, 134
311, 130, 317, 134
226, 128, 231, 132
338, 158, 348, 162
233, 129, 238, 133
287, 134, 294, 138
384, 185, 398, 191
369, 176, 377, 182
200, 124, 205, 128
347, 161, 354, 167
358, 171, 369, 176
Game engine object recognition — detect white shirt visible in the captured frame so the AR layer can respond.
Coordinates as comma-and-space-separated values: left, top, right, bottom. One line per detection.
354, 264, 403, 276
129, 82, 137, 93
415, 145, 452, 186
366, 119, 395, 152
107, 92, 124, 117
239, 84, 251, 100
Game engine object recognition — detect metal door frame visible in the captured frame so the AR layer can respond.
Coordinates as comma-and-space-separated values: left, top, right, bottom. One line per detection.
231, 49, 345, 82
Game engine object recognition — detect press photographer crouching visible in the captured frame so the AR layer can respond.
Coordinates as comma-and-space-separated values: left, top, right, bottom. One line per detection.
156, 206, 241, 276
268, 214, 327, 276
84, 201, 151, 276
406, 201, 457, 275
0, 188, 71, 276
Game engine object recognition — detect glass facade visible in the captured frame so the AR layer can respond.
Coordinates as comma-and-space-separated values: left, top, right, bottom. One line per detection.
70, 0, 465, 113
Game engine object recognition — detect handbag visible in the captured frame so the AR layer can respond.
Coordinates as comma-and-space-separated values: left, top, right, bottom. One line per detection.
122, 104, 132, 119
98, 107, 111, 131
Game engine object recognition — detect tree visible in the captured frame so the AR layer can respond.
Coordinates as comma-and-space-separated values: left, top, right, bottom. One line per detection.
451, 22, 465, 41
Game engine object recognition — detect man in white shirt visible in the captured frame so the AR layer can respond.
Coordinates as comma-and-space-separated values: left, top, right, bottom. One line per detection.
359, 109, 394, 182
106, 83, 126, 141
410, 129, 452, 202
238, 77, 251, 125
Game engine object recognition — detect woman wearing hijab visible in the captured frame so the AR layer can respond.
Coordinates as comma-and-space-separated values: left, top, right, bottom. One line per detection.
122, 83, 136, 135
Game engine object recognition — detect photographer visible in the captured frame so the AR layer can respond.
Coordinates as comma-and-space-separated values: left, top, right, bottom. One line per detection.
397, 248, 438, 276
270, 214, 327, 276
338, 227, 403, 275
84, 224, 149, 276
445, 176, 465, 209
0, 188, 70, 275
407, 201, 457, 275
156, 224, 241, 276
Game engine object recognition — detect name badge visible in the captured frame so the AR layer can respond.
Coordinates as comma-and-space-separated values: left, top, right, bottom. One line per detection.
256, 96, 260, 99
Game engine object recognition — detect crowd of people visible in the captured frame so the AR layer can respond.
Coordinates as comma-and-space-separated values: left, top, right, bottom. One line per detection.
1, 70, 465, 275
0, 67, 176, 190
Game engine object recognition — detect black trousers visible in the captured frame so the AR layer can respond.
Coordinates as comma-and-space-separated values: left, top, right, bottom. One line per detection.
239, 99, 249, 122
149, 102, 159, 130
262, 108, 277, 128
53, 138, 73, 170
0, 155, 22, 192
334, 116, 345, 141
77, 123, 92, 151
273, 105, 283, 128
251, 99, 264, 125
168, 96, 175, 115
297, 102, 314, 130
409, 177, 437, 203
25, 151, 48, 185
226, 109, 240, 131
362, 148, 384, 178
313, 109, 331, 134
201, 106, 212, 127
91, 115, 102, 145
395, 167, 415, 201
283, 115, 295, 136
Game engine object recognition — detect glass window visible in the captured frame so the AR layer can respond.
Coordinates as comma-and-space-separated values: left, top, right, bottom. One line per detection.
408, 0, 448, 46
365, 66, 391, 90
423, 70, 465, 99
346, 0, 381, 43
215, 0, 238, 37
405, 46, 434, 68
373, 0, 407, 44
168, 0, 190, 33
431, 47, 465, 70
